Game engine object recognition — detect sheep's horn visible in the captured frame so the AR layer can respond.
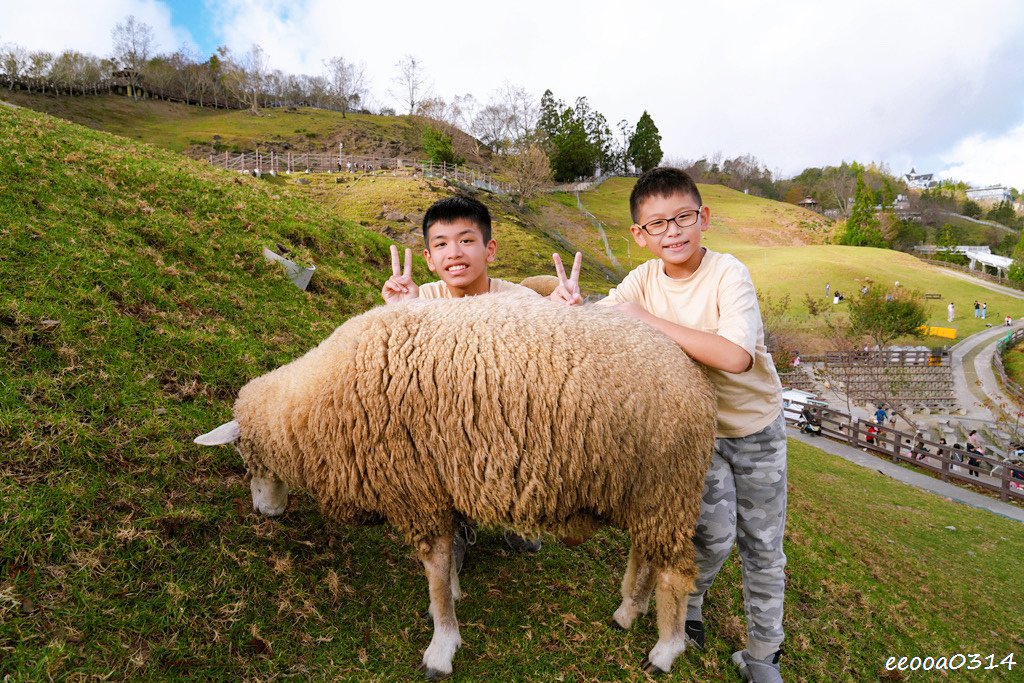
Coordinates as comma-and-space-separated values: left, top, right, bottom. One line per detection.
194, 420, 241, 445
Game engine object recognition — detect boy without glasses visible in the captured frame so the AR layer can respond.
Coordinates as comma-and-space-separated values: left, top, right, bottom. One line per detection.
382, 194, 540, 302
381, 194, 577, 563
552, 167, 787, 682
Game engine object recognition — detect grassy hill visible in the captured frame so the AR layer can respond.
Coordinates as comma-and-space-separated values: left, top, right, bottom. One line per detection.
0, 92, 626, 293
575, 178, 1024, 350
2, 103, 1023, 681
1, 91, 485, 162
928, 214, 1018, 255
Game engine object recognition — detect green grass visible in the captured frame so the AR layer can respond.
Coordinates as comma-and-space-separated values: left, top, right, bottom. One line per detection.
930, 215, 1018, 253
3, 100, 1024, 682
1002, 342, 1024, 387
1, 92, 471, 160
3, 92, 617, 291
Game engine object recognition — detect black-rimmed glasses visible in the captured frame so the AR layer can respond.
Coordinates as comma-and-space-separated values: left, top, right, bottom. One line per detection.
638, 207, 703, 236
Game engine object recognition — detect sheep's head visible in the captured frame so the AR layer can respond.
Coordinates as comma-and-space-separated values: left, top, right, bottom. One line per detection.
194, 420, 290, 517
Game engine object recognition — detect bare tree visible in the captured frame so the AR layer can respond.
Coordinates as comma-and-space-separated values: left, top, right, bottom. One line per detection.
1, 43, 29, 90
390, 54, 429, 115
472, 103, 513, 155
222, 44, 268, 115
49, 50, 105, 96
264, 68, 285, 107
143, 55, 177, 100
504, 143, 552, 206
500, 83, 538, 143
27, 51, 53, 94
47, 50, 75, 95
112, 15, 155, 99
171, 48, 202, 104
305, 74, 330, 109
824, 167, 856, 215
451, 93, 478, 133
617, 119, 634, 172
325, 56, 368, 117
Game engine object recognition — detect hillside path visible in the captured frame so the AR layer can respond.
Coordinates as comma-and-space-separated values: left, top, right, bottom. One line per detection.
944, 270, 1024, 426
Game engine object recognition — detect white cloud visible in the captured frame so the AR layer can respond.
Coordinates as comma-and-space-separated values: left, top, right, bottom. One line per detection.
7, 0, 1024, 185
2, 0, 194, 59
939, 124, 1024, 189
204, 0, 1024, 181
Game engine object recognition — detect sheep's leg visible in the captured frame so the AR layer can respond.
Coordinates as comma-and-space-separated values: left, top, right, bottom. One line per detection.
642, 566, 695, 675
449, 552, 461, 603
417, 535, 461, 680
611, 546, 655, 629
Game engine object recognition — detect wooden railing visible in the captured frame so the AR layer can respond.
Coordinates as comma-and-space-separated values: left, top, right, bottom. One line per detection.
207, 152, 511, 194
791, 405, 1024, 503
801, 350, 948, 366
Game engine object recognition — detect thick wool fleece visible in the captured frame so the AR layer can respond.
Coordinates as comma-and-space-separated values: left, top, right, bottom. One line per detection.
518, 275, 560, 297
232, 293, 716, 567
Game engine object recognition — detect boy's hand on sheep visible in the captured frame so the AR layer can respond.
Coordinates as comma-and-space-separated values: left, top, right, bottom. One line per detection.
382, 245, 420, 304
549, 252, 583, 306
614, 301, 651, 323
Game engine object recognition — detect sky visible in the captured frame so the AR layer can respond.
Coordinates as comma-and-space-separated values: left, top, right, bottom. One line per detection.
4, 0, 1024, 188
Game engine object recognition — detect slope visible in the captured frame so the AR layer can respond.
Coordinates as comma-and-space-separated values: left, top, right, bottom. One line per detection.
2, 91, 485, 162
2, 105, 1024, 681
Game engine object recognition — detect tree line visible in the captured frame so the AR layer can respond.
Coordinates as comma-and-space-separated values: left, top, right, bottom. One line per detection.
0, 15, 665, 195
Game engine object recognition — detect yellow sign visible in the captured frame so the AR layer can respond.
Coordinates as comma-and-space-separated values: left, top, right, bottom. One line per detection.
919, 325, 957, 340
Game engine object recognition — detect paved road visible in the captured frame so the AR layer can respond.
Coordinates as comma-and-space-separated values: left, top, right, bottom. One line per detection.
949, 323, 1021, 422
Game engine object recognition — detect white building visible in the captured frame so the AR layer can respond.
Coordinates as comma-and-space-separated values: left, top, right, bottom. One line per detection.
966, 185, 1012, 205
904, 168, 937, 190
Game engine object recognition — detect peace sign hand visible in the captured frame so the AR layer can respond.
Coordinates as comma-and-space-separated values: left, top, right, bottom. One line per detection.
381, 244, 420, 304
549, 251, 582, 306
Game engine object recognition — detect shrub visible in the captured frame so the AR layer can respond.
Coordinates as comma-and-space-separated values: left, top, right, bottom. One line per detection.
422, 127, 462, 165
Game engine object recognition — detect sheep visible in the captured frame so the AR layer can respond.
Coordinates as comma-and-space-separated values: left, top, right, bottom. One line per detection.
195, 294, 716, 678
517, 274, 560, 297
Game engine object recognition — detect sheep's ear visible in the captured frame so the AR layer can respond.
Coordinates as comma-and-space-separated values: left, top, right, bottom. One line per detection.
194, 420, 241, 445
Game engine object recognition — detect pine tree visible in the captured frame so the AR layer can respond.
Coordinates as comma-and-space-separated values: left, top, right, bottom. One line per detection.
627, 111, 663, 172
537, 89, 602, 181
537, 89, 561, 139
840, 170, 885, 247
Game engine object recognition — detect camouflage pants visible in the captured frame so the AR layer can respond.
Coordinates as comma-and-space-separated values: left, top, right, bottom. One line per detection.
686, 412, 787, 659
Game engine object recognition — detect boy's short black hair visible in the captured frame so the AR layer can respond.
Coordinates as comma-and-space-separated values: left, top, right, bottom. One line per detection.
629, 167, 703, 223
422, 195, 492, 246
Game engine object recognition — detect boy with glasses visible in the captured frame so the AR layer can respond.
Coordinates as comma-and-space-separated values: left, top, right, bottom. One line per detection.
551, 167, 787, 682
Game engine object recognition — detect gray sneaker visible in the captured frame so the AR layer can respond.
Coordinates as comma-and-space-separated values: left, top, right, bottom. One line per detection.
502, 530, 542, 553
732, 649, 783, 683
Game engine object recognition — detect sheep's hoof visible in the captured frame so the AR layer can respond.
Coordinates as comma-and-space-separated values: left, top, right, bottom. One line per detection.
641, 657, 667, 675
608, 618, 626, 631
417, 663, 450, 680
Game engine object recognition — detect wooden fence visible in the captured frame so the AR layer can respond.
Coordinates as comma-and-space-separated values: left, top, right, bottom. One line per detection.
793, 405, 1024, 502
796, 350, 956, 409
801, 349, 948, 366
207, 152, 511, 194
